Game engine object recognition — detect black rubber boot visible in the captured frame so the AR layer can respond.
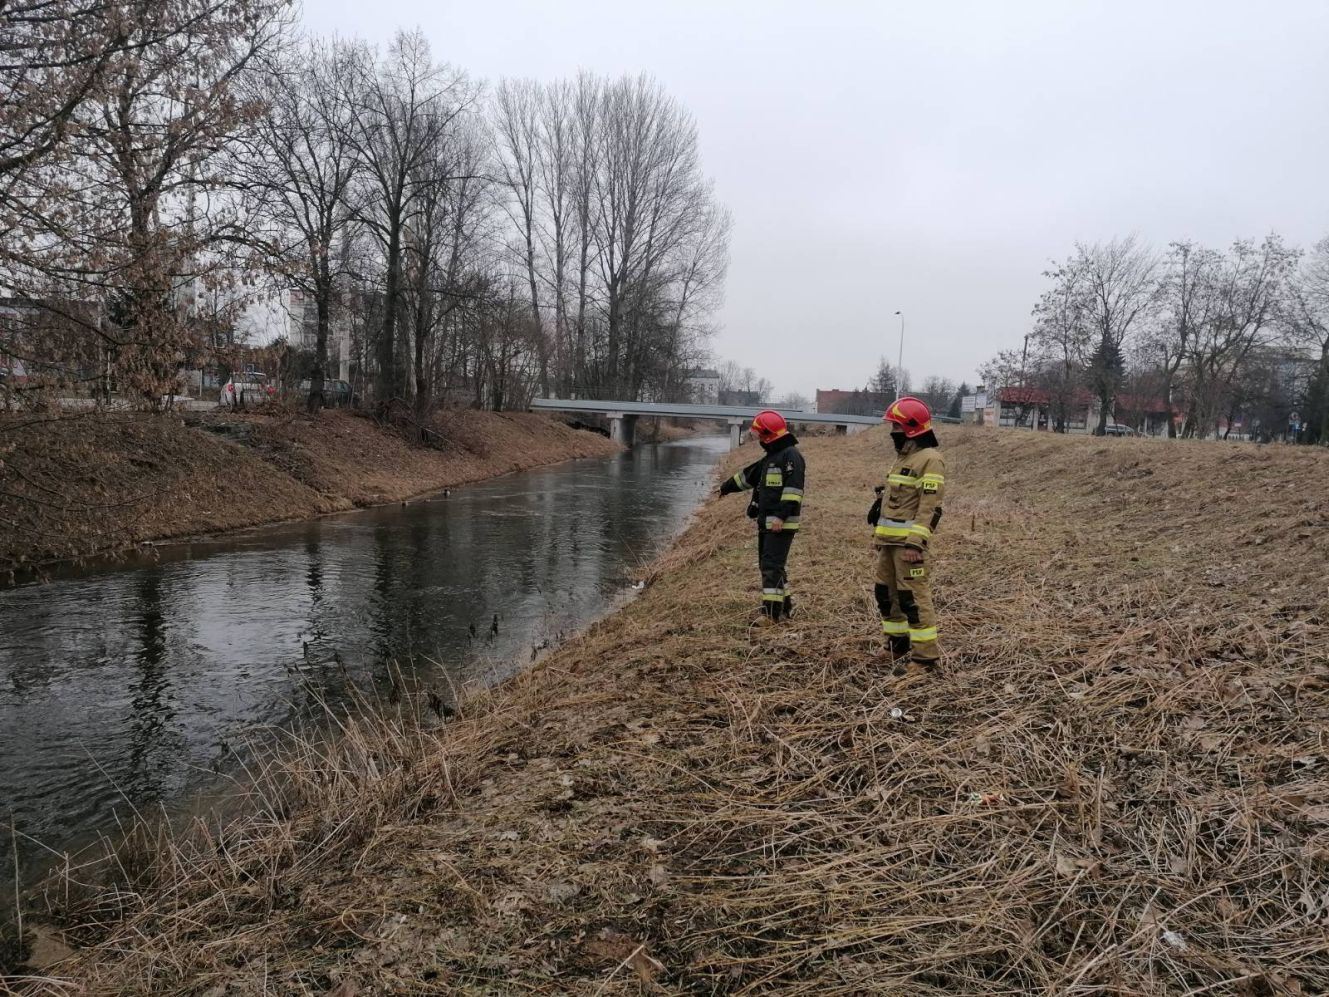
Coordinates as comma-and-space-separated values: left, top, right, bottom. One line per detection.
782, 594, 794, 620
889, 636, 912, 675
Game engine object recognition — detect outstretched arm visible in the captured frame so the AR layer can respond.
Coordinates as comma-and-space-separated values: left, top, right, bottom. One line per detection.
719, 459, 762, 496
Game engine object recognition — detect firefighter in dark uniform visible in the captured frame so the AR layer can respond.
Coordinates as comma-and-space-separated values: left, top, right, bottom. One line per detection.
719, 410, 805, 623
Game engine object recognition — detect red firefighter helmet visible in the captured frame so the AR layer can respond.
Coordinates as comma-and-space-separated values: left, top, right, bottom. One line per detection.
883, 396, 933, 438
750, 409, 789, 444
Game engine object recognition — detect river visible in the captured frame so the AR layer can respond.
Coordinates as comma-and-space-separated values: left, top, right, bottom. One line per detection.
0, 434, 727, 890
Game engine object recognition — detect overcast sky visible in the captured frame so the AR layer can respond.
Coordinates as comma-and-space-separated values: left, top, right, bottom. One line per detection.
303, 0, 1329, 399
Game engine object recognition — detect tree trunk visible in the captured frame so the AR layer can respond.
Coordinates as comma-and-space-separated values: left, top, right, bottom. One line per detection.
574, 237, 589, 396
414, 303, 429, 421
308, 283, 329, 414
1162, 369, 1177, 438
605, 281, 621, 397
522, 222, 547, 397
378, 220, 402, 407
1095, 386, 1111, 435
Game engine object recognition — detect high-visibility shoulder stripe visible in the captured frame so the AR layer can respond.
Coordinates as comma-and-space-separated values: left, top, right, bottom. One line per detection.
888, 474, 920, 488
732, 471, 752, 490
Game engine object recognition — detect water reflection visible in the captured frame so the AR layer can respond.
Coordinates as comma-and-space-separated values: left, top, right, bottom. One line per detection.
0, 435, 725, 884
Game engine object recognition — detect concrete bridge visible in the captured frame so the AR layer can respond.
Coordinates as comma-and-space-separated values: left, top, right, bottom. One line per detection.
529, 398, 883, 448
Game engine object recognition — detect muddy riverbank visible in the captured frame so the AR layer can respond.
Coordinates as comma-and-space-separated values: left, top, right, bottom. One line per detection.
0, 409, 620, 575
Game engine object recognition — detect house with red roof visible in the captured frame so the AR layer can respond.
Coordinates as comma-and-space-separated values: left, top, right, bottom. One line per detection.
995, 386, 1180, 435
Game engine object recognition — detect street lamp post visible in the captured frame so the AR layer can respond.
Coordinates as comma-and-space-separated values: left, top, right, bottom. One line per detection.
893, 310, 904, 383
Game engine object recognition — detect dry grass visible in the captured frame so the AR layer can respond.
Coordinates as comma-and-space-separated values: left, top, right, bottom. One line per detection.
0, 410, 619, 573
0, 412, 337, 575
234, 408, 620, 506
8, 426, 1329, 995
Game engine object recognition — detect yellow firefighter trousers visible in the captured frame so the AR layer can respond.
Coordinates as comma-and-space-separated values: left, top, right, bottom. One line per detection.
874, 546, 940, 663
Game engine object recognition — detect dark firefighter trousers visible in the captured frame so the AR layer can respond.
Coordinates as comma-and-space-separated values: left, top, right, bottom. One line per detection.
874, 546, 940, 663
758, 530, 795, 619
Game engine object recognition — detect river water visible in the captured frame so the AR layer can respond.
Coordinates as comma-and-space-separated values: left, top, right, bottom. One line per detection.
0, 434, 727, 886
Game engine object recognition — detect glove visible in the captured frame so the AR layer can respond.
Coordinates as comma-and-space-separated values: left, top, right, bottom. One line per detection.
867, 495, 882, 525
746, 501, 759, 520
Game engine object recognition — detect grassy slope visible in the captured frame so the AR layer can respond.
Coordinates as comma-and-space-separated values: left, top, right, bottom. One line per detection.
38, 427, 1329, 995
0, 410, 619, 572
239, 409, 622, 506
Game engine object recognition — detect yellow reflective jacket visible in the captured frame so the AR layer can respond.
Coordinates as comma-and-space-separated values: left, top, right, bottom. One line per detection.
873, 442, 945, 549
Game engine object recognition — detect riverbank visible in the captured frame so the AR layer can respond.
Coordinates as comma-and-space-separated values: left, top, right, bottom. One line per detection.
0, 410, 620, 575
14, 427, 1329, 994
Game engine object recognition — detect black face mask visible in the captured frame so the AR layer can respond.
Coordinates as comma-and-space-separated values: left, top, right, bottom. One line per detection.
890, 431, 908, 453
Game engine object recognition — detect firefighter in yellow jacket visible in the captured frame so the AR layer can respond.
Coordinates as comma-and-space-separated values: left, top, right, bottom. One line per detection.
870, 396, 945, 672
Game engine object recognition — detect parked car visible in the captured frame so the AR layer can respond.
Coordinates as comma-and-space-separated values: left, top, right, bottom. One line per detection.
219, 372, 277, 408
1103, 423, 1138, 437
297, 378, 355, 407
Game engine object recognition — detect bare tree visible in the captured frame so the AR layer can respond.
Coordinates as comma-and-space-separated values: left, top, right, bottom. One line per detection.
569, 73, 601, 396
653, 198, 730, 401
1054, 237, 1159, 435
401, 106, 491, 420
346, 30, 472, 409
1184, 235, 1299, 438
487, 73, 727, 404
241, 37, 363, 412
979, 348, 1038, 427
774, 391, 811, 412
1143, 241, 1220, 436
592, 75, 706, 397
1030, 264, 1093, 432
535, 79, 577, 396
916, 376, 957, 416
471, 275, 539, 410
1283, 238, 1329, 443
492, 77, 549, 394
